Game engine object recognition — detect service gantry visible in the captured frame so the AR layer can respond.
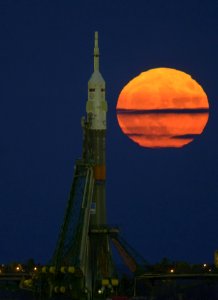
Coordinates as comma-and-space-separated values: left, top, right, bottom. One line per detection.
37, 32, 145, 300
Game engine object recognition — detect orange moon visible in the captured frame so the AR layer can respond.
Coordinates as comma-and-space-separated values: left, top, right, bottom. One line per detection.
116, 68, 209, 148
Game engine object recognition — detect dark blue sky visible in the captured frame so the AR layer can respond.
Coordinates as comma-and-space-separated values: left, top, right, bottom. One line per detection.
0, 0, 218, 265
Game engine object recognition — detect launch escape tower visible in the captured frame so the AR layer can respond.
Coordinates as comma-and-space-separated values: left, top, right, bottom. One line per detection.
38, 32, 146, 300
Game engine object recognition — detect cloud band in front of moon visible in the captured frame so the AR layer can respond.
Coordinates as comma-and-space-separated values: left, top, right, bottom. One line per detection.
117, 111, 209, 148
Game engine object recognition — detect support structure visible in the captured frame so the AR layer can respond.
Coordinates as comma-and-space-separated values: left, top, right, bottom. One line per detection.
34, 32, 146, 300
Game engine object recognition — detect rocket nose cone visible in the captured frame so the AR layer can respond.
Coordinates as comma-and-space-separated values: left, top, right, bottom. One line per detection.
89, 70, 105, 85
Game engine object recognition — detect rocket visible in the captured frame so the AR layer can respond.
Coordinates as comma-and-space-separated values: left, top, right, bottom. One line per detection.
86, 32, 107, 131
85, 32, 108, 226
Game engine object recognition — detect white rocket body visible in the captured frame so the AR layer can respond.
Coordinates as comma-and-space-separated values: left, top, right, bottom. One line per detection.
86, 32, 107, 130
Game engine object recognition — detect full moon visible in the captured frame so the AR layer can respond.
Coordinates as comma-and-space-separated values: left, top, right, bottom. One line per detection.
116, 68, 209, 148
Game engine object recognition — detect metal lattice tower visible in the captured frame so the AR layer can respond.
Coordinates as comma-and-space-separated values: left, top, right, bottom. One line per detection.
36, 32, 146, 300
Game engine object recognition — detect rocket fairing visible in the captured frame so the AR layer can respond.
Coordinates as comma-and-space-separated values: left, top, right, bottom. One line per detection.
85, 32, 107, 225
86, 32, 108, 130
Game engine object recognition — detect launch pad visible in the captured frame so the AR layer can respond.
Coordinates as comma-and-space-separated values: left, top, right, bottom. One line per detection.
32, 32, 145, 300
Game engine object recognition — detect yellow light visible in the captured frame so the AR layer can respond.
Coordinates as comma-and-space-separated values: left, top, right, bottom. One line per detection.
203, 264, 207, 267
111, 278, 119, 286
33, 267, 37, 271
49, 266, 56, 274
42, 266, 47, 273
68, 266, 75, 273
60, 286, 66, 293
102, 279, 109, 286
170, 269, 174, 273
16, 266, 20, 271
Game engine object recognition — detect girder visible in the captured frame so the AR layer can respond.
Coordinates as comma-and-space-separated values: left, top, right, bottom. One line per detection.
52, 161, 94, 270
